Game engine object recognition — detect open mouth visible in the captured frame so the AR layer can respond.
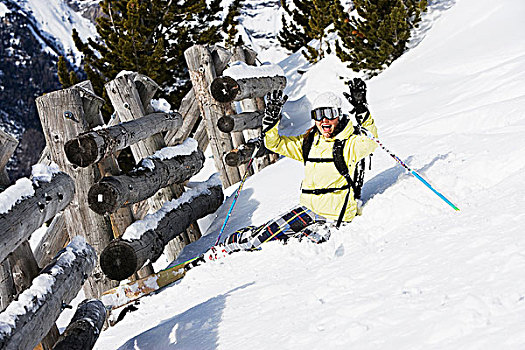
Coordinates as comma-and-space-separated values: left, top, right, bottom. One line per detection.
321, 124, 333, 133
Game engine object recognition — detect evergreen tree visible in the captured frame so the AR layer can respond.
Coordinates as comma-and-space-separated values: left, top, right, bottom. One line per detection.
334, 0, 427, 76
72, 0, 223, 120
57, 56, 71, 88
278, 0, 310, 53
57, 56, 80, 88
278, 0, 337, 62
222, 0, 244, 49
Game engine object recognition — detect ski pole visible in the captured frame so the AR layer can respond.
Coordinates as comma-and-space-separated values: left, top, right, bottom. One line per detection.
364, 130, 460, 211
215, 138, 263, 245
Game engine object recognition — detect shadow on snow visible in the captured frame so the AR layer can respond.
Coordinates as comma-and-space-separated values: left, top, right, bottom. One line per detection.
117, 283, 255, 350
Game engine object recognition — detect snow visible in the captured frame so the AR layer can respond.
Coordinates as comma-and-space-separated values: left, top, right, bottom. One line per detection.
150, 138, 199, 161
0, 178, 34, 214
18, 0, 97, 66
31, 162, 60, 183
121, 174, 222, 242
223, 61, 284, 80
57, 0, 525, 348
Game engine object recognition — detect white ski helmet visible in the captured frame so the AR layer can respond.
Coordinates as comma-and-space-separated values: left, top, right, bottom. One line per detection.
311, 92, 343, 120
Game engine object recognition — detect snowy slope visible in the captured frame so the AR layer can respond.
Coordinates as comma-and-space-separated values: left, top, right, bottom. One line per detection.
4, 0, 97, 65
93, 0, 525, 348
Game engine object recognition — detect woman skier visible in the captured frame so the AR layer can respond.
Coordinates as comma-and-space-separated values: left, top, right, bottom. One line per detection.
212, 78, 379, 255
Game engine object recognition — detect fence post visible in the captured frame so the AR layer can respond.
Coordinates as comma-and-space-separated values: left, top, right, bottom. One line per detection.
35, 81, 119, 298
185, 45, 242, 188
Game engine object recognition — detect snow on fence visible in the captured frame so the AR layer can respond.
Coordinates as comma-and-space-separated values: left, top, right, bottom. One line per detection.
0, 236, 96, 350
0, 165, 74, 264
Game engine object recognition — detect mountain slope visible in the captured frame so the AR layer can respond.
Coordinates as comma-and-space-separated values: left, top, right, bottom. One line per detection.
93, 0, 525, 348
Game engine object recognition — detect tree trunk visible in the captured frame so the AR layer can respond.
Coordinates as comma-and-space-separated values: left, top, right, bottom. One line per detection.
64, 112, 182, 167
0, 237, 96, 350
52, 299, 106, 350
210, 75, 287, 103
88, 147, 204, 215
100, 177, 223, 281
0, 172, 75, 264
184, 45, 242, 188
36, 82, 118, 298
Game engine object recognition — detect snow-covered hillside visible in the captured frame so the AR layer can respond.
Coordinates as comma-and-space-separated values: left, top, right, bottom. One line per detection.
91, 0, 525, 349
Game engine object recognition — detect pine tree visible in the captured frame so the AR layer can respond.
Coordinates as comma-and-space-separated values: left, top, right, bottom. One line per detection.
334, 0, 427, 76
278, 0, 310, 53
222, 0, 244, 49
72, 0, 224, 120
57, 56, 80, 88
278, 0, 337, 62
304, 0, 334, 62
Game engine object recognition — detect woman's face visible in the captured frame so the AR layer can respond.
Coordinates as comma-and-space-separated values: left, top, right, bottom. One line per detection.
315, 117, 340, 138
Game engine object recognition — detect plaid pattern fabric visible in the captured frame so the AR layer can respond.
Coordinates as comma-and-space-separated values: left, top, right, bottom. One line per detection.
223, 206, 330, 252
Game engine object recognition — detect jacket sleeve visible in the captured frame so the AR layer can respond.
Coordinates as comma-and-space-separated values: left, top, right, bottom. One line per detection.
263, 122, 305, 162
347, 114, 379, 164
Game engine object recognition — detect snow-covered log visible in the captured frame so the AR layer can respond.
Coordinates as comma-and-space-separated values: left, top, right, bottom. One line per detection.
210, 75, 287, 103
224, 139, 273, 167
217, 110, 264, 133
52, 299, 106, 350
88, 140, 205, 215
0, 237, 96, 350
64, 111, 182, 167
100, 175, 224, 281
0, 166, 75, 263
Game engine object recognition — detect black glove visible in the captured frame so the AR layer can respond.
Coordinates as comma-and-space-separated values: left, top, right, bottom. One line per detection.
263, 90, 288, 131
343, 78, 369, 124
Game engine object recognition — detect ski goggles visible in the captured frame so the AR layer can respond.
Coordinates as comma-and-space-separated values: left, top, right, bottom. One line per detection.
311, 107, 342, 121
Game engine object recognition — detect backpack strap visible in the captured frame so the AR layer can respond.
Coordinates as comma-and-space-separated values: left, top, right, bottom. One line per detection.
332, 139, 360, 228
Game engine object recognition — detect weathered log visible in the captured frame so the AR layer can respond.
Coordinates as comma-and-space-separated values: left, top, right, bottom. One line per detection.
217, 110, 264, 133
100, 175, 224, 281
210, 75, 287, 103
0, 171, 75, 263
0, 236, 96, 350
164, 89, 201, 146
88, 142, 205, 215
64, 112, 182, 167
33, 213, 68, 269
53, 299, 106, 350
185, 45, 242, 188
36, 81, 119, 298
224, 138, 273, 167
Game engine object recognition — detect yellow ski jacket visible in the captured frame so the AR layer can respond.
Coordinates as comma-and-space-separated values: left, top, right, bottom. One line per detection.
264, 116, 378, 222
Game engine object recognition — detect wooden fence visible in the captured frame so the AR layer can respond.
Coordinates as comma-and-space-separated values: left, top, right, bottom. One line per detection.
0, 43, 285, 350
